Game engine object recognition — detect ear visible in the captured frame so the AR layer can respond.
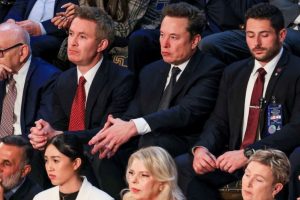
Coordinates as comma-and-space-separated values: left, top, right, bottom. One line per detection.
21, 164, 31, 178
191, 34, 201, 50
278, 28, 287, 43
72, 158, 82, 171
19, 44, 30, 63
272, 183, 283, 198
97, 39, 109, 53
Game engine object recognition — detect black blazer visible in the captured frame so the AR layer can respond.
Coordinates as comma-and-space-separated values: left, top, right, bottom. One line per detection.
51, 58, 135, 143
195, 50, 300, 155
0, 57, 60, 136
123, 49, 225, 147
10, 178, 42, 200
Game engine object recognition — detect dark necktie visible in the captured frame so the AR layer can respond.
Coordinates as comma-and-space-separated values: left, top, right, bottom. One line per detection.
241, 68, 267, 149
0, 76, 17, 137
68, 76, 86, 131
158, 67, 181, 110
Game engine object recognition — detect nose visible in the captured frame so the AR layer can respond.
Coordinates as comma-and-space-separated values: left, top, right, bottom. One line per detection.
255, 35, 262, 47
69, 35, 78, 47
160, 36, 170, 48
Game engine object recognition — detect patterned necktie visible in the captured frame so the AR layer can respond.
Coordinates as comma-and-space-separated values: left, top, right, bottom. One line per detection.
68, 76, 86, 131
0, 77, 17, 137
241, 68, 267, 149
158, 67, 181, 110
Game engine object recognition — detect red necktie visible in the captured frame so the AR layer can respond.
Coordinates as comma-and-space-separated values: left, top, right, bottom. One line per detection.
0, 77, 17, 137
68, 76, 86, 131
241, 68, 267, 149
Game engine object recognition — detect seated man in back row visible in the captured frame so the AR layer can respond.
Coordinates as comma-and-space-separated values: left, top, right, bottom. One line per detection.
176, 4, 300, 200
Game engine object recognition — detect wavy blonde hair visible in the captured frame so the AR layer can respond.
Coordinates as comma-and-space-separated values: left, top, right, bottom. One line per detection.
122, 146, 185, 200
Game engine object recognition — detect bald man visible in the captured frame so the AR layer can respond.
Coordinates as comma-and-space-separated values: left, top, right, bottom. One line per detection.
0, 23, 60, 137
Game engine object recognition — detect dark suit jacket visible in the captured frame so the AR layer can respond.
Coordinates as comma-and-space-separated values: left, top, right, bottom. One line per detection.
123, 49, 225, 152
10, 177, 42, 200
194, 50, 300, 156
5, 0, 78, 38
51, 58, 135, 143
0, 57, 60, 136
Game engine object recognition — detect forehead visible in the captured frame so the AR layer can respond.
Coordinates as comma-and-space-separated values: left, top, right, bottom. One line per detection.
0, 143, 23, 162
246, 161, 274, 179
69, 17, 97, 36
160, 16, 189, 33
246, 18, 274, 32
130, 159, 148, 171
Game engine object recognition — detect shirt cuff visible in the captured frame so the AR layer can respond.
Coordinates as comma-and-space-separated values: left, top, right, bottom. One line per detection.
39, 23, 46, 35
132, 118, 151, 135
191, 146, 208, 155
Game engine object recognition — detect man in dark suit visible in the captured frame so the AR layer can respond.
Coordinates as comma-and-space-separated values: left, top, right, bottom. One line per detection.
177, 4, 300, 200
29, 6, 134, 188
0, 135, 42, 200
0, 22, 60, 137
4, 0, 78, 62
88, 3, 225, 198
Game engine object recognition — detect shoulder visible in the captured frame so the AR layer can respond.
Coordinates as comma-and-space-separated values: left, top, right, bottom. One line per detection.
102, 59, 133, 79
33, 187, 58, 200
31, 57, 61, 75
79, 178, 114, 200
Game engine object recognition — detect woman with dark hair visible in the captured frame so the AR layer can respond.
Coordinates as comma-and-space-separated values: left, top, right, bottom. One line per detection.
33, 134, 113, 200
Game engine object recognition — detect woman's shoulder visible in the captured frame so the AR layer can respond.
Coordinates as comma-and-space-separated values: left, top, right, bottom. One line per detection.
79, 177, 114, 200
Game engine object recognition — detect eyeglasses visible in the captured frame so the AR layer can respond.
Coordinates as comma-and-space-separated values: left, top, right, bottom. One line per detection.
0, 43, 24, 58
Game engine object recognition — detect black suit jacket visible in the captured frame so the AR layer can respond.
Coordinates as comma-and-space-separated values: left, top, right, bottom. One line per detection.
195, 50, 300, 155
10, 178, 42, 200
123, 49, 225, 151
0, 57, 60, 136
51, 58, 135, 143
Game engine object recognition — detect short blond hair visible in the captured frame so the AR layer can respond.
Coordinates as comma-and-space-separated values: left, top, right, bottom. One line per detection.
248, 149, 290, 185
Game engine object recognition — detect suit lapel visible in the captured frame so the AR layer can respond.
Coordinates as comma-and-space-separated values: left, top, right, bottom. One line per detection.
25, 0, 38, 18
264, 51, 288, 103
153, 62, 170, 110
85, 59, 108, 127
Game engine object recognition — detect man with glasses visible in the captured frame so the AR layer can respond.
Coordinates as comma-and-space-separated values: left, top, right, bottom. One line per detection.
0, 22, 60, 136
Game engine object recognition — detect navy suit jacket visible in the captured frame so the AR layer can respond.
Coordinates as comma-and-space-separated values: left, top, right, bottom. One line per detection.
123, 49, 225, 153
5, 0, 78, 37
195, 50, 300, 156
51, 58, 135, 143
0, 57, 60, 136
10, 178, 42, 200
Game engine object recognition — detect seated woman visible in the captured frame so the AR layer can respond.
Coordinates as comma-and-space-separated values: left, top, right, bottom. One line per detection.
122, 146, 185, 200
242, 149, 290, 200
33, 134, 113, 200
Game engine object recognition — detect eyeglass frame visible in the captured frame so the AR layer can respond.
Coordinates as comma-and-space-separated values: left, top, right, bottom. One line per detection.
0, 43, 24, 58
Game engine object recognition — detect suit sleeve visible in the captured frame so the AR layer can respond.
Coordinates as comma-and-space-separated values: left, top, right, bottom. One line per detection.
143, 61, 224, 134
193, 68, 232, 155
4, 0, 28, 21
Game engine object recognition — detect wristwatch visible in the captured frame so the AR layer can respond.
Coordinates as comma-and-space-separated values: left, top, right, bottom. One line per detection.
244, 147, 255, 159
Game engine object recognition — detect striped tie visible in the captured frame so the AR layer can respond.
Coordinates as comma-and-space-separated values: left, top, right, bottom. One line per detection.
0, 77, 17, 137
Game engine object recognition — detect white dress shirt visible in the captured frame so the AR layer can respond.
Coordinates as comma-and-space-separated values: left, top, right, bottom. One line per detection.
27, 0, 56, 34
12, 57, 31, 135
133, 59, 190, 135
241, 48, 283, 140
76, 57, 103, 104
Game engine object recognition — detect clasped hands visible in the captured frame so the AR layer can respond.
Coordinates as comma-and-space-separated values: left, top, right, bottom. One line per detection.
51, 3, 78, 29
29, 115, 138, 159
193, 147, 248, 174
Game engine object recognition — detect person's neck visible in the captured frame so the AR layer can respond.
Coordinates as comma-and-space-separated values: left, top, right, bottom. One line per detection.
59, 176, 82, 194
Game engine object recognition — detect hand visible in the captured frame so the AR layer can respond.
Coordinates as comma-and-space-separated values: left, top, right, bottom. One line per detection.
16, 20, 41, 36
216, 150, 248, 173
89, 115, 138, 159
0, 64, 13, 80
193, 147, 217, 174
51, 3, 77, 29
6, 18, 15, 23
29, 119, 62, 150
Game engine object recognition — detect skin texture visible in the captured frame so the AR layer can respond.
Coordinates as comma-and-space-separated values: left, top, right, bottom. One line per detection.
0, 143, 31, 199
242, 161, 283, 200
44, 144, 82, 193
126, 159, 162, 200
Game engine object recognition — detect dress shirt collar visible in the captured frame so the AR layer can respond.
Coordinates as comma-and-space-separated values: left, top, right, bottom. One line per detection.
76, 57, 103, 84
252, 47, 283, 77
171, 59, 190, 78
12, 56, 31, 82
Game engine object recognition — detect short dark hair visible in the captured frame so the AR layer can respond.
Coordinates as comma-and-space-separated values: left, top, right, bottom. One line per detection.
46, 134, 85, 171
0, 135, 33, 165
245, 3, 284, 33
162, 2, 206, 37
75, 6, 115, 45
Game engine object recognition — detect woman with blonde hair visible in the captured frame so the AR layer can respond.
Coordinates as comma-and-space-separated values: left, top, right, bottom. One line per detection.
122, 146, 185, 200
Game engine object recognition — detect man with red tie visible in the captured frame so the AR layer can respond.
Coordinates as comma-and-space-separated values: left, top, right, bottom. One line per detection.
28, 6, 134, 186
176, 4, 300, 200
